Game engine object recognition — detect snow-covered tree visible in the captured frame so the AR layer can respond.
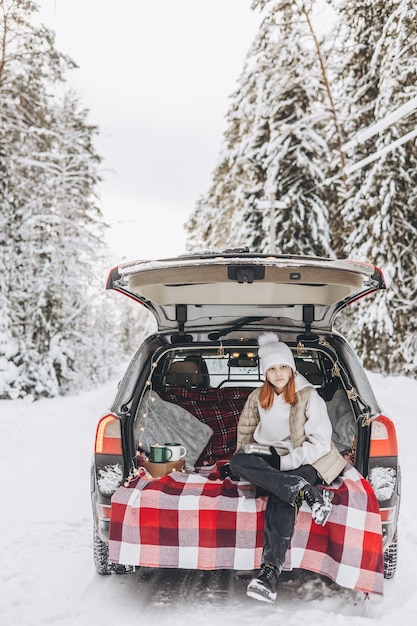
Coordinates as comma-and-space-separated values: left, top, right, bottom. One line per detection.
19, 89, 111, 395
187, 0, 340, 258
0, 0, 73, 397
0, 0, 143, 398
186, 0, 417, 376
333, 0, 417, 375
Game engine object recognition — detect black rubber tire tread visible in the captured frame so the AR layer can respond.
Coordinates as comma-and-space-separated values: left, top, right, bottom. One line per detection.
93, 527, 112, 575
383, 535, 398, 579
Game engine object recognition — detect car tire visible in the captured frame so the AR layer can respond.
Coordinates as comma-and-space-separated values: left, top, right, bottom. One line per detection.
93, 527, 112, 575
383, 533, 398, 579
93, 527, 136, 575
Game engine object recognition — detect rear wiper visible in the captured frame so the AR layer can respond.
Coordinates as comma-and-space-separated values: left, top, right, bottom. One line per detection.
208, 317, 265, 341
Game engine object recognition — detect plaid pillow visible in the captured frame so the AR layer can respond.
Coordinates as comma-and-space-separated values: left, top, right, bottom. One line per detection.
158, 387, 253, 465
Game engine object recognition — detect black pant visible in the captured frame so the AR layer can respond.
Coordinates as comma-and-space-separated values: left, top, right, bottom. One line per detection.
229, 452, 319, 572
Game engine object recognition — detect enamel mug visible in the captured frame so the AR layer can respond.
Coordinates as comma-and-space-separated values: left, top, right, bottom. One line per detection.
164, 442, 187, 461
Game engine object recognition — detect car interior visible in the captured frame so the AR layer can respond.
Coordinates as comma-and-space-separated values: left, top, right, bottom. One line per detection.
148, 344, 356, 459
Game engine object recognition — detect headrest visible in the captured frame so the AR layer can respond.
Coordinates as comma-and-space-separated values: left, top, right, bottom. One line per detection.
296, 360, 324, 387
165, 360, 206, 388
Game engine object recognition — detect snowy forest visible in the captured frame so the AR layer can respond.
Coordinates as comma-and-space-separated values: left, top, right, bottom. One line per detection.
1, 0, 417, 400
0, 0, 151, 400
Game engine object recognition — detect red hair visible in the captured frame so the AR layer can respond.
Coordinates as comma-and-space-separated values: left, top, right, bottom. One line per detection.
259, 371, 297, 409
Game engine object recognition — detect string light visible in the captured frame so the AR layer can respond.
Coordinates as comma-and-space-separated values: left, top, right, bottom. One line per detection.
134, 360, 159, 464
129, 364, 159, 482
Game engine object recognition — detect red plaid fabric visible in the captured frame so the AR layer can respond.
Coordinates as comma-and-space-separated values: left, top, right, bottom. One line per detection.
109, 469, 265, 570
109, 463, 384, 595
158, 387, 252, 464
282, 463, 384, 595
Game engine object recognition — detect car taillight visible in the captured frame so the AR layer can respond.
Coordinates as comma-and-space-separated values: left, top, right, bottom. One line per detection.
369, 415, 398, 457
96, 503, 112, 521
95, 414, 123, 455
379, 506, 396, 523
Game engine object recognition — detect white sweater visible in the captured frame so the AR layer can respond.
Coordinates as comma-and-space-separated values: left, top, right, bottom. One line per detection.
253, 373, 332, 471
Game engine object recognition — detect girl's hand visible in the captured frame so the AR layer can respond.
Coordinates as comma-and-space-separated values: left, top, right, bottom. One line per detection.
269, 446, 281, 470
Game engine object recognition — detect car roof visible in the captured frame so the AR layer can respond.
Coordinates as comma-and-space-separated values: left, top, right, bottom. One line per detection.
106, 252, 386, 333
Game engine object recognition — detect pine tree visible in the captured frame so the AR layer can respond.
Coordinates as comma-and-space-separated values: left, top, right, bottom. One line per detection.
333, 0, 417, 375
0, 0, 71, 397
20, 89, 110, 394
187, 0, 337, 258
0, 0, 138, 398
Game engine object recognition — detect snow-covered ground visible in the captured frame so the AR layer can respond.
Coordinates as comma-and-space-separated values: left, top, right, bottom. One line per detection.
1, 371, 416, 625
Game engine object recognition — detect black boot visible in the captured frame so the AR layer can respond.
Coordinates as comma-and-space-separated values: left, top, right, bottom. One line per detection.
298, 484, 334, 526
247, 563, 278, 603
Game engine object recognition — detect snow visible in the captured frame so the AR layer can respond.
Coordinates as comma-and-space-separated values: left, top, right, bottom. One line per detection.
368, 466, 397, 502
1, 371, 416, 625
343, 94, 417, 152
345, 126, 417, 175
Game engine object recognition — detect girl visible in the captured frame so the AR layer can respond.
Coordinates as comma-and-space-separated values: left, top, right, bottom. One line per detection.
229, 333, 346, 603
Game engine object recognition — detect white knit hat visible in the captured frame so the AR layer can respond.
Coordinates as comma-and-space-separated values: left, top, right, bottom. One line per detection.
257, 333, 296, 374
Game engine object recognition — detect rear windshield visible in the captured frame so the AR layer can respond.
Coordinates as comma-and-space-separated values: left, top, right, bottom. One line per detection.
152, 344, 340, 391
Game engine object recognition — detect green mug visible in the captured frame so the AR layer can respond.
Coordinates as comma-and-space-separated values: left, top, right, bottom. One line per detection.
150, 444, 173, 463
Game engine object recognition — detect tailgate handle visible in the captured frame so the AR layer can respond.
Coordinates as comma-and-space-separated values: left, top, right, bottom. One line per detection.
228, 266, 265, 284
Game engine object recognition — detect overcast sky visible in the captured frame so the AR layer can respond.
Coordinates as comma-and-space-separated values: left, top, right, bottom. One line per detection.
37, 0, 262, 261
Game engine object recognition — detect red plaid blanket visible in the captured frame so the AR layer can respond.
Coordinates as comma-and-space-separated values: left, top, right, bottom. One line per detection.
109, 463, 384, 595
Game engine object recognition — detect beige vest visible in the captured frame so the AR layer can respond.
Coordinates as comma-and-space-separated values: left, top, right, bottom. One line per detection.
236, 386, 346, 485
290, 387, 346, 484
